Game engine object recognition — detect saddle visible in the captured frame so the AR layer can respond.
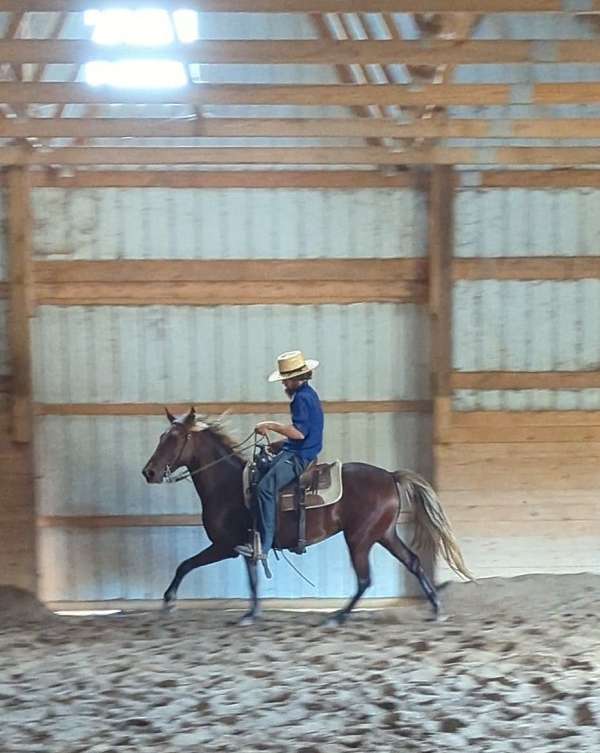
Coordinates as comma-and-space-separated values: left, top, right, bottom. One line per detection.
242, 459, 343, 554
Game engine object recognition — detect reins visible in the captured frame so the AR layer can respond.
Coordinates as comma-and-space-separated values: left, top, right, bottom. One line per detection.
164, 430, 256, 483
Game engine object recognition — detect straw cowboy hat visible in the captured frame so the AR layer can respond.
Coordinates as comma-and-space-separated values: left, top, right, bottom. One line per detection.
268, 350, 319, 383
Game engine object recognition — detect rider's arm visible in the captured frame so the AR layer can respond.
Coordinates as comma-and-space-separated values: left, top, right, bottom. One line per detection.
255, 421, 304, 440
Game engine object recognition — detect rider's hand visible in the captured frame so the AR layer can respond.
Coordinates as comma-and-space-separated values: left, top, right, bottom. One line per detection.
255, 422, 271, 436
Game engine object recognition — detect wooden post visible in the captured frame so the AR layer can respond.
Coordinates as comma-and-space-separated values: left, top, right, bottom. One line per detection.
7, 165, 34, 443
428, 165, 454, 480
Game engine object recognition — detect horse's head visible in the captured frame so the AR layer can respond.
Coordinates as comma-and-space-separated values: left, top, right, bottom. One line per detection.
142, 406, 205, 484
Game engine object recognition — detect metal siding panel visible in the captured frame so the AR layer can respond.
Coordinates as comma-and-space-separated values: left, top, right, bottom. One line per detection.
455, 389, 600, 412
32, 188, 426, 260
34, 304, 429, 403
454, 281, 600, 373
0, 189, 6, 280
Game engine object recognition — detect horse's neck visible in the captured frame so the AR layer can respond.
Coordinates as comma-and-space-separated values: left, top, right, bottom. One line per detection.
188, 433, 243, 508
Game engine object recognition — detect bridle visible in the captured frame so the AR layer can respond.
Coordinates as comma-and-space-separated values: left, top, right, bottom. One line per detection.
164, 428, 257, 484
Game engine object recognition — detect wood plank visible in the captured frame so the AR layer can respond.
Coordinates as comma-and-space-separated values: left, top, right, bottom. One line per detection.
7, 39, 600, 66
443, 425, 600, 443
37, 514, 203, 528
35, 400, 432, 416
453, 410, 600, 428
442, 489, 600, 513
7, 145, 600, 167
479, 170, 600, 188
1, 1, 587, 12
537, 83, 600, 105
429, 166, 453, 400
37, 510, 415, 528
34, 258, 427, 284
35, 279, 428, 305
451, 519, 600, 537
0, 82, 513, 107
30, 170, 420, 189
452, 371, 600, 390
454, 257, 600, 280
8, 117, 600, 140
6, 166, 33, 444
436, 442, 600, 490
0, 375, 11, 394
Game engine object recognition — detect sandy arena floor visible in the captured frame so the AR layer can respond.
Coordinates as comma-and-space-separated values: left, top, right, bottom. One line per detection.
1, 574, 599, 753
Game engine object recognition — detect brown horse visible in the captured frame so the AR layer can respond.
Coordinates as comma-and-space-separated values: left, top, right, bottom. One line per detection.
142, 407, 472, 625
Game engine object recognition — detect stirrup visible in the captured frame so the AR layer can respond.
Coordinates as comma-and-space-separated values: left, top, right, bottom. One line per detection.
252, 531, 272, 579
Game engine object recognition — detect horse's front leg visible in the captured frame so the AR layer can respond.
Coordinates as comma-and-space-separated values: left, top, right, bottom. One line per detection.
239, 557, 261, 626
163, 543, 237, 608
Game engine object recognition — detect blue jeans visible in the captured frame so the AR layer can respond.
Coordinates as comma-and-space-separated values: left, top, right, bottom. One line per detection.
256, 450, 308, 555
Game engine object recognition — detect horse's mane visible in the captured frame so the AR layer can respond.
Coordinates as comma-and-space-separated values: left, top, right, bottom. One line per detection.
195, 416, 247, 466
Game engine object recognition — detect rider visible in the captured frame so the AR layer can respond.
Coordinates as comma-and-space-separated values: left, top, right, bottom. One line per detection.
235, 350, 324, 561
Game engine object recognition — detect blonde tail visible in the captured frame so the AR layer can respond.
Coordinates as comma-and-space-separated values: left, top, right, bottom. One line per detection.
393, 470, 474, 581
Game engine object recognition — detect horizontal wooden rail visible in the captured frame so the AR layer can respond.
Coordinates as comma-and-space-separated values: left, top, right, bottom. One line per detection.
453, 410, 600, 427
35, 400, 432, 416
37, 510, 414, 528
7, 117, 600, 141
2, 0, 598, 11
477, 170, 600, 188
28, 170, 420, 190
33, 258, 428, 305
4, 39, 600, 66
15, 168, 599, 190
6, 145, 600, 167
452, 371, 600, 390
454, 257, 600, 280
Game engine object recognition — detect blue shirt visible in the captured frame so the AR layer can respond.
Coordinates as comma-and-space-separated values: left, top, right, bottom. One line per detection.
283, 382, 324, 462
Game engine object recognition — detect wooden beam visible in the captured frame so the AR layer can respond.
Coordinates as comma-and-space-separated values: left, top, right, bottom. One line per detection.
6, 145, 600, 166
454, 257, 600, 280
452, 371, 600, 390
6, 167, 33, 444
10, 39, 600, 66
35, 280, 427, 305
0, 82, 515, 106
453, 410, 600, 428
1, 0, 598, 12
34, 258, 427, 284
35, 400, 432, 416
428, 165, 454, 460
478, 170, 600, 188
30, 170, 420, 189
37, 514, 204, 528
442, 425, 600, 443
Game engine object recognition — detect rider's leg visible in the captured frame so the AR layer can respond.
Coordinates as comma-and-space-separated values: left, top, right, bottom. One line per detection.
256, 451, 301, 556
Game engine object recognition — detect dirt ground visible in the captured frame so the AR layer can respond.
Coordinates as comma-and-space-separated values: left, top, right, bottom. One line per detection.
1, 573, 599, 753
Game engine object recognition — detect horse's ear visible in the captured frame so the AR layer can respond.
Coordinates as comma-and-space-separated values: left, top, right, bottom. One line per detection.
165, 407, 176, 424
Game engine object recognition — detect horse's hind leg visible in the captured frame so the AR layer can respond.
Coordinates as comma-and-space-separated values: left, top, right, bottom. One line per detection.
326, 537, 372, 626
163, 543, 236, 608
379, 530, 440, 618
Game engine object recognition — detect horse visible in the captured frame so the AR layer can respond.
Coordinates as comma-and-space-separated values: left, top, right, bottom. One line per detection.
142, 406, 472, 625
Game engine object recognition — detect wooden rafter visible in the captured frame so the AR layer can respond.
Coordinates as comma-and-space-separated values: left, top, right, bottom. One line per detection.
6, 39, 600, 65
1, 81, 591, 106
0, 1, 598, 13
7, 116, 600, 140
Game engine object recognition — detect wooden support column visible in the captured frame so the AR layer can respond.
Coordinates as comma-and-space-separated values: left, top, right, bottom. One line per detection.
428, 165, 454, 483
7, 166, 34, 442
3, 165, 37, 592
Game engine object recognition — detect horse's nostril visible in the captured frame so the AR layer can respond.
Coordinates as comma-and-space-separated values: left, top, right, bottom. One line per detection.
144, 468, 154, 481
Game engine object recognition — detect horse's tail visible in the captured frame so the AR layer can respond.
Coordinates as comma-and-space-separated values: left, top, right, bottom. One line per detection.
393, 470, 474, 582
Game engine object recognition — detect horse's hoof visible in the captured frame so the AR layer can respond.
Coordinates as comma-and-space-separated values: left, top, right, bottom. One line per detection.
162, 599, 176, 613
426, 610, 449, 623
322, 611, 346, 628
238, 612, 259, 627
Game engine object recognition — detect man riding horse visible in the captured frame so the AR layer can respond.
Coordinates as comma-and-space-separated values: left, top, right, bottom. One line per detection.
235, 350, 324, 564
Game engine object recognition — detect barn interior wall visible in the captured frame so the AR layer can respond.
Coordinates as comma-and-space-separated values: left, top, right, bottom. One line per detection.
30, 185, 432, 602
436, 183, 600, 580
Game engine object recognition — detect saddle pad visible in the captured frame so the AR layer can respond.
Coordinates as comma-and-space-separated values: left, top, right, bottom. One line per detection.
242, 460, 343, 512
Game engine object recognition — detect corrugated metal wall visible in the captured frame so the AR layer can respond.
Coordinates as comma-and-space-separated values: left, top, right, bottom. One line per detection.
33, 187, 431, 603
454, 187, 600, 410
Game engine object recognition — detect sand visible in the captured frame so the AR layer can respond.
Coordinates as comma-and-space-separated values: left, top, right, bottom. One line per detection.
1, 574, 599, 753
